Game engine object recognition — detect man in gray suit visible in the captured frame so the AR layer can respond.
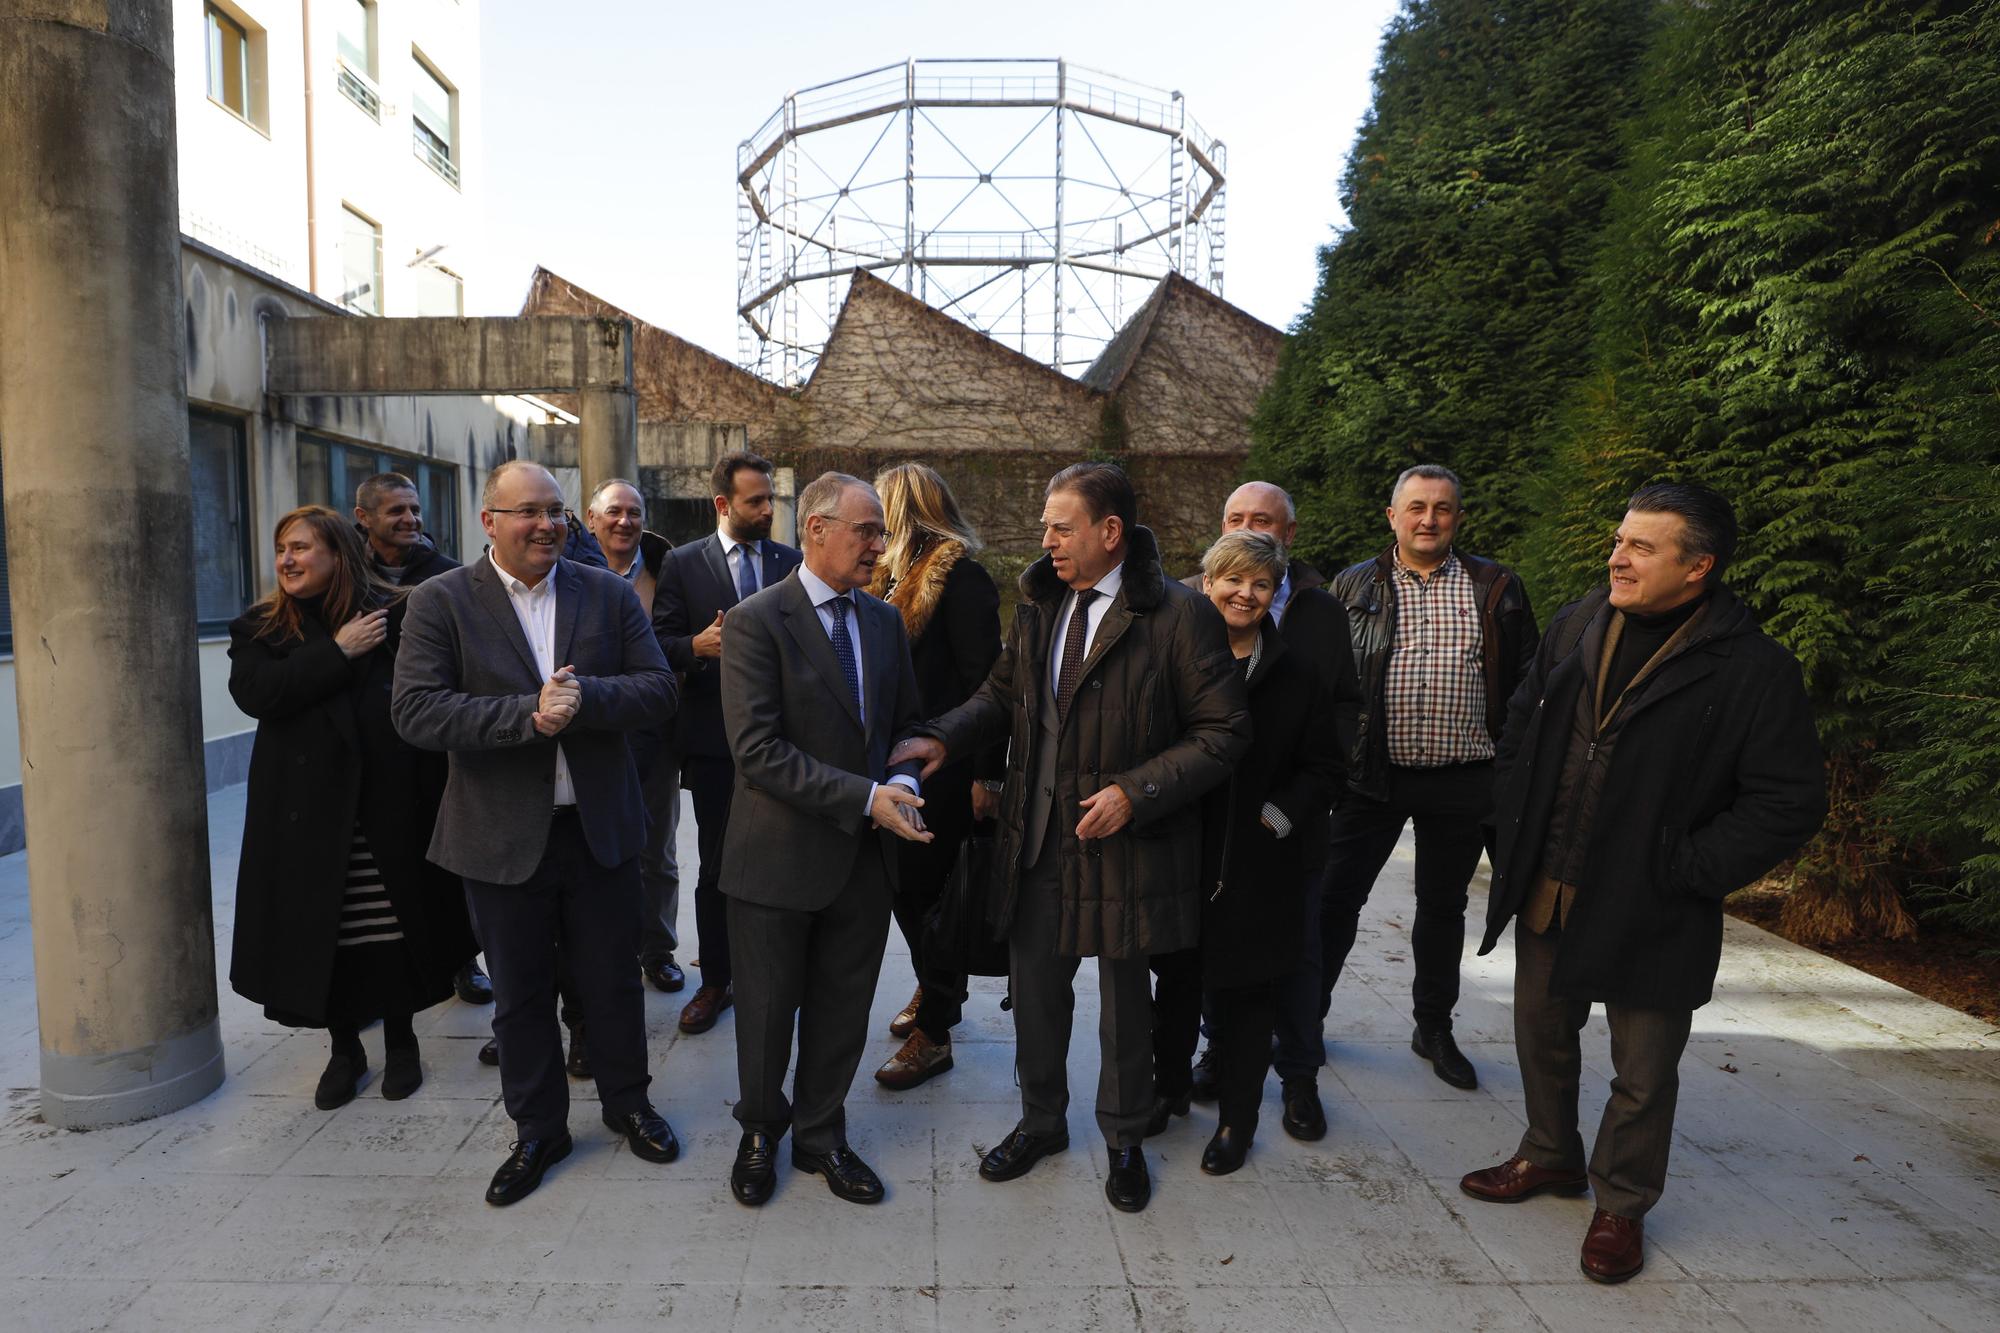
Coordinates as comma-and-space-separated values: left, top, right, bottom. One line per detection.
718, 471, 931, 1208
393, 461, 681, 1207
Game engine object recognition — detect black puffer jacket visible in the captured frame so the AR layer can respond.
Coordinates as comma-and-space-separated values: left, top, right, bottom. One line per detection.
927, 526, 1250, 959
1479, 583, 1826, 1010
1330, 545, 1537, 800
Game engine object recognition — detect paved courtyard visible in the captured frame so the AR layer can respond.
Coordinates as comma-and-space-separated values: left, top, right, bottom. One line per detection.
1, 784, 1997, 1331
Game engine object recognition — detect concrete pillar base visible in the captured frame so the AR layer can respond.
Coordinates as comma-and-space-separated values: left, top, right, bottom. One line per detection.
39, 1018, 225, 1130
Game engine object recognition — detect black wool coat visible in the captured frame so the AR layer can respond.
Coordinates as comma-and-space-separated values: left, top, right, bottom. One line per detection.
1479, 583, 1826, 1010
228, 601, 477, 1027
1198, 621, 1345, 989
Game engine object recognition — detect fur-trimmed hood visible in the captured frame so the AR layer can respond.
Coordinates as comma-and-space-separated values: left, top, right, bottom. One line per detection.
1019, 524, 1167, 611
869, 538, 968, 642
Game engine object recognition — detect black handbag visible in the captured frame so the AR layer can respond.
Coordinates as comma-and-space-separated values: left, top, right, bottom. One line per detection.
922, 833, 1011, 986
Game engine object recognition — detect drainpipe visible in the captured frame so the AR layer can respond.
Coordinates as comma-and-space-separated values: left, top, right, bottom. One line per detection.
301, 0, 319, 292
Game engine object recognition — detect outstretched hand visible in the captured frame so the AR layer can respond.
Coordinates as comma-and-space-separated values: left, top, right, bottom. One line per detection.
871, 784, 933, 843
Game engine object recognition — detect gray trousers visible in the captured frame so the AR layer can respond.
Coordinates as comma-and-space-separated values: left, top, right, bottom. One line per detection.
638, 755, 682, 961
728, 844, 892, 1154
1009, 833, 1154, 1149
1513, 920, 1693, 1219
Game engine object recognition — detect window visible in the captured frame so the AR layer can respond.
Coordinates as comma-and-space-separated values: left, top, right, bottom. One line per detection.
189, 410, 254, 630
203, 4, 267, 129
340, 206, 382, 315
415, 265, 464, 317
334, 0, 380, 119
299, 437, 461, 561
411, 55, 459, 187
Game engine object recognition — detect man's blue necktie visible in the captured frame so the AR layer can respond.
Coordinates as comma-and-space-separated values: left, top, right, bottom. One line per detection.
735, 543, 759, 602
826, 595, 863, 717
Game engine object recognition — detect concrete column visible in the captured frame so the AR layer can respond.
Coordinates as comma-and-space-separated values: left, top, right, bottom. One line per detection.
577, 386, 638, 510
0, 0, 225, 1126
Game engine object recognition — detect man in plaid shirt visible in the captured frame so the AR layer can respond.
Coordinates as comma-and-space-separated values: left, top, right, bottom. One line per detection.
1321, 465, 1537, 1091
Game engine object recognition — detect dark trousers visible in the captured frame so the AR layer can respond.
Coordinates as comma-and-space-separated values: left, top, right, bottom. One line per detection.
1513, 920, 1693, 1219
1152, 951, 1280, 1133
1010, 825, 1153, 1148
1272, 863, 1327, 1085
1321, 761, 1492, 1028
463, 810, 650, 1140
638, 753, 682, 961
684, 754, 735, 989
728, 843, 893, 1153
888, 806, 974, 1042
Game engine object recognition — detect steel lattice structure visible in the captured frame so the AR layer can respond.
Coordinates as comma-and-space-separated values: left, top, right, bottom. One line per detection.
736, 57, 1226, 385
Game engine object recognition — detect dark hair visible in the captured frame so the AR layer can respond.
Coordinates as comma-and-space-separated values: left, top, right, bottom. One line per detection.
1391, 463, 1463, 507
711, 451, 774, 502
1046, 461, 1136, 530
356, 471, 417, 511
1628, 480, 1737, 583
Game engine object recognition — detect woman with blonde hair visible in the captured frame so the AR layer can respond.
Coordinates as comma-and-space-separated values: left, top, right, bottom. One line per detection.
866, 463, 1004, 1090
228, 506, 475, 1109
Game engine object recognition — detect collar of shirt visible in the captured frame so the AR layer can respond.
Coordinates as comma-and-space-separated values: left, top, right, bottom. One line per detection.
606, 553, 640, 581
489, 549, 560, 597
1393, 547, 1460, 586
1271, 568, 1294, 625
719, 528, 759, 563
796, 561, 850, 610
1076, 559, 1125, 607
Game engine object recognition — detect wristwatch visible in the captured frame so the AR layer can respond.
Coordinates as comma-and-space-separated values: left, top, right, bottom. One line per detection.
979, 780, 1005, 793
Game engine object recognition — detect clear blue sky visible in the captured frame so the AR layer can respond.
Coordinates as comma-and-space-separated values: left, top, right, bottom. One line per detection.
475, 0, 1403, 361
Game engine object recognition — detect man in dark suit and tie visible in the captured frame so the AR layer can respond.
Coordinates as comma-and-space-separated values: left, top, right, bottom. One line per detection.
393, 460, 681, 1206
717, 471, 931, 1208
652, 452, 802, 1037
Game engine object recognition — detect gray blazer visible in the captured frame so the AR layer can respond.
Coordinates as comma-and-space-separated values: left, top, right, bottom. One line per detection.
717, 569, 924, 912
392, 556, 677, 884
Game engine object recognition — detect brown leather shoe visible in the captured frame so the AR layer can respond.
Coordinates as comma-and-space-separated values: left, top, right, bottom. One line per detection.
1459, 1156, 1590, 1204
678, 984, 733, 1034
1580, 1207, 1644, 1283
888, 987, 923, 1040
874, 1029, 953, 1090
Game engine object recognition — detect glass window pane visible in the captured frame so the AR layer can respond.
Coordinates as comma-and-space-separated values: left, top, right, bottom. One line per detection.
206, 6, 248, 115
336, 0, 373, 76
189, 410, 250, 627
420, 463, 460, 559
339, 207, 380, 315
340, 447, 377, 517
411, 59, 453, 156
296, 437, 331, 510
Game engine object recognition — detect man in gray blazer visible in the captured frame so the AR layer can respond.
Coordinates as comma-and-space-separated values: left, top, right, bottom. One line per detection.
393, 460, 681, 1207
718, 471, 931, 1208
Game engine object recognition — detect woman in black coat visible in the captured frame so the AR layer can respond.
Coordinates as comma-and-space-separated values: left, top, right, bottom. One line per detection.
229, 506, 476, 1109
1150, 530, 1344, 1174
866, 463, 1004, 1091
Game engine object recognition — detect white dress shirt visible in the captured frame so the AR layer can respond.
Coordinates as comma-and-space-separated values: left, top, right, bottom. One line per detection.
720, 527, 763, 596
796, 562, 918, 817
490, 552, 576, 806
1049, 559, 1126, 697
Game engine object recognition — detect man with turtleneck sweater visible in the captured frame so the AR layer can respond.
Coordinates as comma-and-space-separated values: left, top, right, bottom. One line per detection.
1460, 481, 1825, 1286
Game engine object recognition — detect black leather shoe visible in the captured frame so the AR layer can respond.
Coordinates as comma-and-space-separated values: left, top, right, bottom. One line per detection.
1200, 1125, 1251, 1176
314, 1049, 367, 1110
730, 1130, 778, 1206
1189, 1044, 1221, 1103
382, 1044, 422, 1101
453, 961, 493, 1005
1144, 1089, 1192, 1138
485, 1133, 573, 1206
978, 1124, 1070, 1182
1281, 1079, 1326, 1141
1412, 1024, 1478, 1090
603, 1104, 679, 1164
477, 1036, 500, 1067
565, 1025, 591, 1081
793, 1144, 885, 1204
642, 954, 685, 993
1105, 1146, 1151, 1212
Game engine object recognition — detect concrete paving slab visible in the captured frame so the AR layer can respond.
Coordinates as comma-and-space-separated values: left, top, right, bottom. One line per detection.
0, 783, 1996, 1329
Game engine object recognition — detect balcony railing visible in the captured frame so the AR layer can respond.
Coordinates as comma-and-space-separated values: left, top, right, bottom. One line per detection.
335, 62, 381, 121
413, 128, 460, 188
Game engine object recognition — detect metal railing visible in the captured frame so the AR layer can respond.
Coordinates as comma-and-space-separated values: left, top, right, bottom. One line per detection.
413, 127, 460, 188
336, 61, 381, 121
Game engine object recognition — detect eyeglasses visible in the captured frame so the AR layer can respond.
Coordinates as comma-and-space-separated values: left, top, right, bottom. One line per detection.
818, 516, 892, 543
485, 505, 570, 524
